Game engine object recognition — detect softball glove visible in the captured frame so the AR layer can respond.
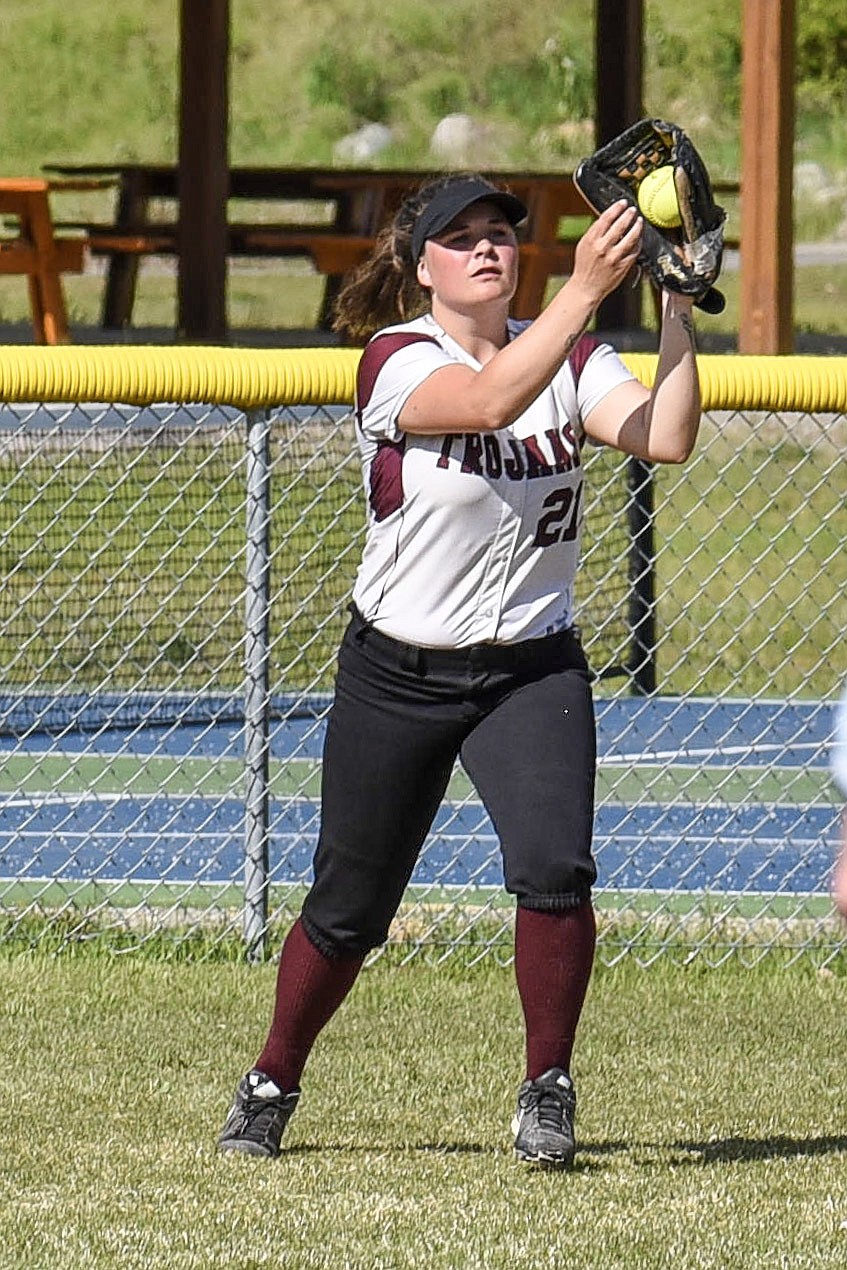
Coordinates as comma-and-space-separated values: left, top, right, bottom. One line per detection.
574, 118, 726, 314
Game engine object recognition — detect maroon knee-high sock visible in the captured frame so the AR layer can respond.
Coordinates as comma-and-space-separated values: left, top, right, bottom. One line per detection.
254, 918, 365, 1092
514, 901, 596, 1080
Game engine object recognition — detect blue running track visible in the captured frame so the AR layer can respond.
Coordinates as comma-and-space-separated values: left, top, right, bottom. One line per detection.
0, 696, 839, 895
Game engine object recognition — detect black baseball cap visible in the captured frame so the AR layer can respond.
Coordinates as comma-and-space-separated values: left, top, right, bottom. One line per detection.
411, 177, 528, 261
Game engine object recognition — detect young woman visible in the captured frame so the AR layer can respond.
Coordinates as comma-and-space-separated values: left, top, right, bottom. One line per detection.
218, 173, 701, 1168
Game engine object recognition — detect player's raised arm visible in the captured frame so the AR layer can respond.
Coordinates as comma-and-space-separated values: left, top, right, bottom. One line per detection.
582, 290, 701, 463
397, 200, 642, 435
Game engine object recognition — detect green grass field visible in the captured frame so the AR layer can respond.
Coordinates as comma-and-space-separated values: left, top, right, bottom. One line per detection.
1, 954, 846, 1270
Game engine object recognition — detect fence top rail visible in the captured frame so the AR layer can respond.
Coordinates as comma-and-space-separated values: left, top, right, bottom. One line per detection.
0, 346, 845, 413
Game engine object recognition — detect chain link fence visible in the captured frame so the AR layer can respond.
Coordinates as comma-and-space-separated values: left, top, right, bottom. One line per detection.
0, 397, 844, 964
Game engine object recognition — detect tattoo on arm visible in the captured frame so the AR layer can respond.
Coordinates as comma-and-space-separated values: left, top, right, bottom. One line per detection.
679, 311, 694, 338
562, 330, 585, 358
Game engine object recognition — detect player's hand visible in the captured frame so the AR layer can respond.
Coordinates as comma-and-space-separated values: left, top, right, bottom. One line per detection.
569, 201, 643, 307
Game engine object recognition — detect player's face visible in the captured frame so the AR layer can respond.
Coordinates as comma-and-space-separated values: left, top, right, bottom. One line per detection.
416, 200, 519, 310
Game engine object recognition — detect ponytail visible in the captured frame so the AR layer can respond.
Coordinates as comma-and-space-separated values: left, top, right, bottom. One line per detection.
331, 173, 489, 345
331, 223, 426, 345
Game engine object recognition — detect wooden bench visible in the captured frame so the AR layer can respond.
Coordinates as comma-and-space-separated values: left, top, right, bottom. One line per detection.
0, 178, 85, 344
45, 164, 742, 338
66, 220, 577, 324
45, 165, 588, 331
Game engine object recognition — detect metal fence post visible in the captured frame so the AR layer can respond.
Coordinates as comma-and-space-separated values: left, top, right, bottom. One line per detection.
626, 455, 656, 694
244, 408, 272, 960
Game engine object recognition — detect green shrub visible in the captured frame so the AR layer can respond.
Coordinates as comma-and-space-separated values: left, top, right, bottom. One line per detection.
797, 0, 847, 109
305, 41, 391, 124
486, 38, 593, 130
411, 70, 470, 120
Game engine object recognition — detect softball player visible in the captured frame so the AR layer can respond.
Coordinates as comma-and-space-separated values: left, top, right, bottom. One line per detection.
219, 173, 702, 1168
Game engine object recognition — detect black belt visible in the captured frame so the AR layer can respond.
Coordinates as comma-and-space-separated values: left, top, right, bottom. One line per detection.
347, 604, 581, 674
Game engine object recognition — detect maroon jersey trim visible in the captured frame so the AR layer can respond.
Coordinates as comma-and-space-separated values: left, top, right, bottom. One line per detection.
356, 331, 441, 417
369, 437, 407, 522
357, 332, 440, 522
567, 333, 600, 388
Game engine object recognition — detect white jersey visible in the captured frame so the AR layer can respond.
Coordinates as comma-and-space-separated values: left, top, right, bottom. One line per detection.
351, 313, 635, 648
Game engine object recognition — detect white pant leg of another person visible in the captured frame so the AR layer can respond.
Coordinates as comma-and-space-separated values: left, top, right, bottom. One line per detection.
830, 684, 847, 919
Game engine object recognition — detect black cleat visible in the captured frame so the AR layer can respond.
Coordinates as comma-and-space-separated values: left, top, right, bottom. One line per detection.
217, 1069, 300, 1158
511, 1067, 576, 1168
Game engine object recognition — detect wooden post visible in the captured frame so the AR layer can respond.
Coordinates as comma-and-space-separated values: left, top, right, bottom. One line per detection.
739, 0, 795, 353
595, 0, 644, 332
178, 0, 229, 342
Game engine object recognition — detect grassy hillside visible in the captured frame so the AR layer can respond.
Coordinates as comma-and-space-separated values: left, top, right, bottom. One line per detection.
1, 0, 845, 334
1, 0, 845, 186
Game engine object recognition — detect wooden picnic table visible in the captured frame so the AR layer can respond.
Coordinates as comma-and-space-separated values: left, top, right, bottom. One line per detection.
0, 178, 87, 344
44, 164, 594, 333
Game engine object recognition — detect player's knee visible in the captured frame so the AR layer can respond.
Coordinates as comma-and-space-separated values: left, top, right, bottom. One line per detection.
515, 887, 593, 913
301, 899, 392, 957
507, 856, 596, 908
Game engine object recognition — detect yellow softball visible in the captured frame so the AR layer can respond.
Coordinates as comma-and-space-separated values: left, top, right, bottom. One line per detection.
637, 166, 682, 229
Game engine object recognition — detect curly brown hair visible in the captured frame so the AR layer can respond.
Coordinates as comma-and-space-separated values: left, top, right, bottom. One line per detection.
331, 173, 492, 346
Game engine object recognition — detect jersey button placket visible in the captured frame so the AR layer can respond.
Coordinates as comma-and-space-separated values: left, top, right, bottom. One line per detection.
474, 484, 524, 640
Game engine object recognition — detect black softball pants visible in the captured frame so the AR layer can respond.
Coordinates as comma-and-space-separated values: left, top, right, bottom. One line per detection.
301, 607, 597, 957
